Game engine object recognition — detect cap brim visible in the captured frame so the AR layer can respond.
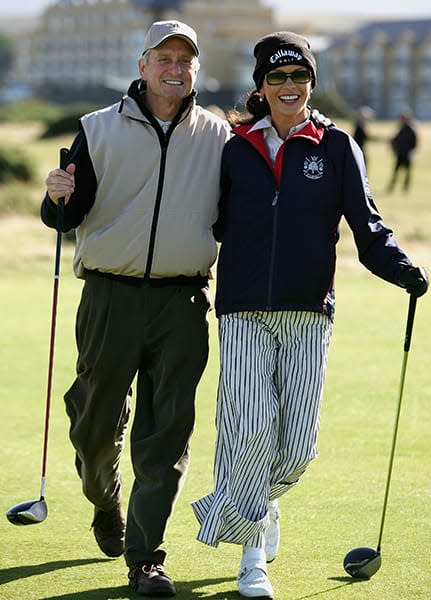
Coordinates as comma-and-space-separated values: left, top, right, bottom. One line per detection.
148, 34, 199, 56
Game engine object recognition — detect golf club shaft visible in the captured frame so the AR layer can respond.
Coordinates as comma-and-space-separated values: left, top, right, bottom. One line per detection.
376, 294, 417, 552
40, 148, 69, 497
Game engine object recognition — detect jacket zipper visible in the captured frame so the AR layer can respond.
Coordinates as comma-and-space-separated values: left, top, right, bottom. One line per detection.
266, 189, 279, 310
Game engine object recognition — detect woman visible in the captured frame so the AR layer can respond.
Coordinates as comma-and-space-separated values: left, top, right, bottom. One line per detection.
192, 32, 428, 599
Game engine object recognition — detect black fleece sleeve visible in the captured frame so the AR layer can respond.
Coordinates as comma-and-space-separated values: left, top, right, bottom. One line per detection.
342, 135, 412, 284
40, 126, 97, 232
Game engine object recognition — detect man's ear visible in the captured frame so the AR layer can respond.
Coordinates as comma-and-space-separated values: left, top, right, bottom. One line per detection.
138, 58, 145, 79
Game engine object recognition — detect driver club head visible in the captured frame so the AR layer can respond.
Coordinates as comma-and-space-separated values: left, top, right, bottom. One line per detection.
343, 547, 381, 579
6, 498, 48, 525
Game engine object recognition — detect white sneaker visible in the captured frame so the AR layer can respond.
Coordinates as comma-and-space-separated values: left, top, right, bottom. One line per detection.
238, 564, 274, 598
265, 500, 280, 563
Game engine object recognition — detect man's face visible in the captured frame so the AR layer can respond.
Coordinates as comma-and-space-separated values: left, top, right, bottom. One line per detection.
139, 37, 199, 104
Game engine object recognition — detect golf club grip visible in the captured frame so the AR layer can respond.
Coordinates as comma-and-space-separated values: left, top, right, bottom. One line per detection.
54, 148, 69, 273
56, 147, 69, 230
59, 146, 69, 170
404, 295, 417, 352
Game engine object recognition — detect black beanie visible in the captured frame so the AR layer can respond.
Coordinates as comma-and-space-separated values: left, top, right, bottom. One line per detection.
252, 31, 317, 90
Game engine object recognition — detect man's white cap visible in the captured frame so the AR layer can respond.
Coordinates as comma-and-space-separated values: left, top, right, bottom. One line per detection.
142, 20, 199, 56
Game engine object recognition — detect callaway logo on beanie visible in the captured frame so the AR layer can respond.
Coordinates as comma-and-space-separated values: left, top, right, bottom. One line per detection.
252, 31, 317, 90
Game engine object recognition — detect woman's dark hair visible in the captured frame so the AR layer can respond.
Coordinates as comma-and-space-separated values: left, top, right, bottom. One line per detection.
227, 89, 270, 126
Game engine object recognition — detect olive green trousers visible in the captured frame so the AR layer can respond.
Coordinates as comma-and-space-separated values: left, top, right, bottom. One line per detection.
64, 271, 210, 566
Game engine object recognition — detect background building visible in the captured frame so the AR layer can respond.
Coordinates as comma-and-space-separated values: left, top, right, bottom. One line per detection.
7, 2, 431, 118
12, 0, 274, 107
326, 19, 431, 119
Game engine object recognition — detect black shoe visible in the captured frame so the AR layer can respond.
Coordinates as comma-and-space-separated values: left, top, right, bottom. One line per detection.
128, 563, 176, 597
91, 503, 126, 557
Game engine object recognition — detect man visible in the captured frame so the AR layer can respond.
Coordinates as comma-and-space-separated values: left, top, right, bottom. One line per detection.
352, 105, 374, 165
388, 108, 418, 192
41, 20, 231, 597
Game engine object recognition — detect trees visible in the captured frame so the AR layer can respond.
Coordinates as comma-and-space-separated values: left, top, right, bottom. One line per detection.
0, 33, 14, 87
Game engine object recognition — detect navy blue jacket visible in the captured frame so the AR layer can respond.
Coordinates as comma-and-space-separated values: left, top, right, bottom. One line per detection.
214, 116, 412, 319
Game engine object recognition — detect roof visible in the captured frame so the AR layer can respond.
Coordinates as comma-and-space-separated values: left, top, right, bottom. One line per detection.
329, 18, 431, 49
130, 0, 182, 8
54, 0, 183, 8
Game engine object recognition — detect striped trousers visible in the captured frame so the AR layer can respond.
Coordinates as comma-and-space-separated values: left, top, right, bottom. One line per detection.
192, 310, 332, 548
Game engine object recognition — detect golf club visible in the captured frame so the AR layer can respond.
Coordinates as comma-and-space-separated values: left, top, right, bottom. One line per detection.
6, 148, 69, 525
343, 294, 417, 578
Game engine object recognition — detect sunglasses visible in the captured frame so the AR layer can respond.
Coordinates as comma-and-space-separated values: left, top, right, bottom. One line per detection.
265, 69, 311, 86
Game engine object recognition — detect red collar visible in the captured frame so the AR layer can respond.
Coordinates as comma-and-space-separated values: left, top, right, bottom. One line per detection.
233, 120, 324, 186
234, 120, 324, 145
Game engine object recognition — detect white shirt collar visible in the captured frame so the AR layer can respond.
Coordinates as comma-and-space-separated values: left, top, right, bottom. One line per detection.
155, 116, 172, 133
247, 114, 310, 164
248, 115, 273, 133
248, 114, 310, 139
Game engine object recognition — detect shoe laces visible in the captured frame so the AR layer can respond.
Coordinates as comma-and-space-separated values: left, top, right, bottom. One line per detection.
238, 564, 267, 581
128, 563, 165, 582
142, 563, 164, 576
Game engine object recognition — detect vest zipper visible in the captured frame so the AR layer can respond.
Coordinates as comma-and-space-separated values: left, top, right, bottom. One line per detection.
138, 93, 192, 279
144, 136, 168, 278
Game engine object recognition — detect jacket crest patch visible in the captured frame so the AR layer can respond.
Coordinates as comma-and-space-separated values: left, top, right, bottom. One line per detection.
303, 155, 324, 180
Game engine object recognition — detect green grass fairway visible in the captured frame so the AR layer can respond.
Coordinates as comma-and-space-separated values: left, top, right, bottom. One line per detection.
1, 121, 431, 599
1, 231, 430, 600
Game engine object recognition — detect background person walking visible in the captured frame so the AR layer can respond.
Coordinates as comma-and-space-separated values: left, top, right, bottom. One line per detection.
387, 108, 418, 192
352, 105, 375, 166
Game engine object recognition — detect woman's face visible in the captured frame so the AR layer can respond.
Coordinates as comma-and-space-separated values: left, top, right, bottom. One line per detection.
261, 65, 312, 129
